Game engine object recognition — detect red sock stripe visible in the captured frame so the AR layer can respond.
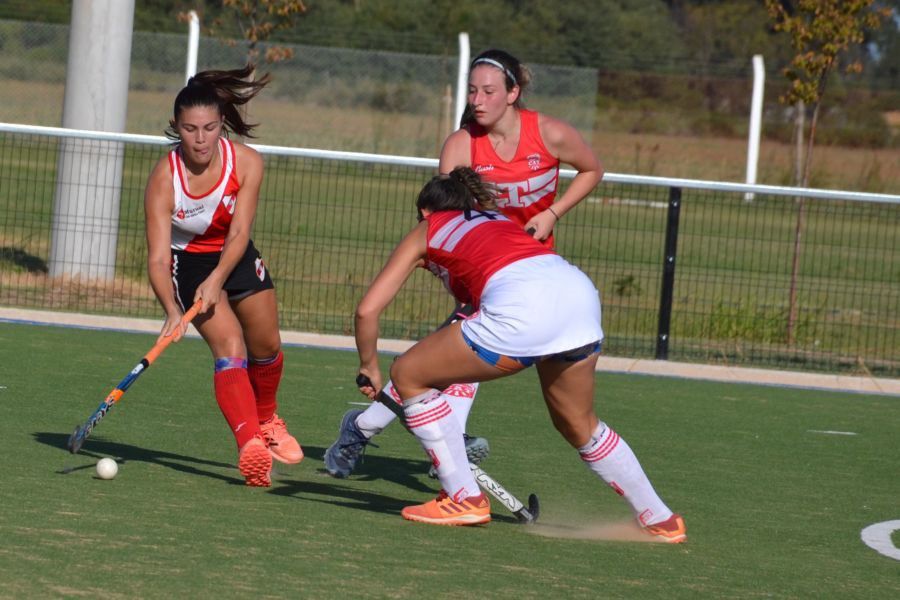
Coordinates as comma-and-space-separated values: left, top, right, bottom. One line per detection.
406, 401, 452, 429
580, 430, 620, 462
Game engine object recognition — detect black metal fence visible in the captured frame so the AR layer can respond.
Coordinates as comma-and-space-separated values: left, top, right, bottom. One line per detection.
1, 124, 898, 377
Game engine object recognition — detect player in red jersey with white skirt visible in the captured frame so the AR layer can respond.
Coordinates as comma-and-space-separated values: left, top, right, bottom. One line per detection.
353, 167, 685, 542
326, 49, 603, 479
144, 65, 302, 487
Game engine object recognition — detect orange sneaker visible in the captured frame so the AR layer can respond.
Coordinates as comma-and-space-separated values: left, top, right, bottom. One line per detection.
260, 414, 304, 464
238, 436, 272, 487
401, 491, 491, 526
643, 513, 687, 544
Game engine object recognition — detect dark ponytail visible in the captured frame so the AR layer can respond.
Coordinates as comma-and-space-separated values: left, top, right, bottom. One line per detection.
166, 63, 270, 139
416, 167, 498, 214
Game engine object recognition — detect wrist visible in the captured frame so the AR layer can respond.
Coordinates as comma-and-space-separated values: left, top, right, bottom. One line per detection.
547, 205, 560, 220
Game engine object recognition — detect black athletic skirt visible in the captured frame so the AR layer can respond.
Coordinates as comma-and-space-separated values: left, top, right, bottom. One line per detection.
171, 240, 274, 311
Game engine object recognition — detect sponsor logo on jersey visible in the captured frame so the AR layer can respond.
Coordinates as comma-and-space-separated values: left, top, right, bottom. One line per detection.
474, 164, 494, 173
178, 205, 206, 220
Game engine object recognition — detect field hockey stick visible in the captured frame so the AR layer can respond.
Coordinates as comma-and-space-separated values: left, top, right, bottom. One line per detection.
67, 300, 203, 454
356, 374, 540, 524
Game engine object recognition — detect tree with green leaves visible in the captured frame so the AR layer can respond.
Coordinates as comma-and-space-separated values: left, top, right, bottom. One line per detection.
764, 0, 892, 345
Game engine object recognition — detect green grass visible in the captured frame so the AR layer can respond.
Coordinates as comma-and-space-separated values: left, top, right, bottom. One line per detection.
1, 321, 898, 598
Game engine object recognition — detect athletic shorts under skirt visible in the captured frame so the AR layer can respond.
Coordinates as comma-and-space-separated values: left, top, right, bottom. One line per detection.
460, 253, 603, 358
461, 330, 601, 372
171, 240, 274, 311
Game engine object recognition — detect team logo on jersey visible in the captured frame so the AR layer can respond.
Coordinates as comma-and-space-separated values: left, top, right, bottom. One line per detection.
527, 153, 541, 171
223, 194, 236, 214
255, 257, 266, 281
474, 164, 494, 174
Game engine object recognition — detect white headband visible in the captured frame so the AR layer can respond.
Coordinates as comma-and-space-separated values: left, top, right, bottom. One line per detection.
471, 58, 518, 86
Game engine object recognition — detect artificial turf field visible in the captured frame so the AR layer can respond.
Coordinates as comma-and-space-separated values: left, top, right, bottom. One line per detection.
0, 321, 897, 598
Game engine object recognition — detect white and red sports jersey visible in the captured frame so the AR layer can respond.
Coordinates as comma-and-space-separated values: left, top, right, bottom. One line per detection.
468, 109, 560, 247
168, 138, 240, 252
424, 209, 554, 309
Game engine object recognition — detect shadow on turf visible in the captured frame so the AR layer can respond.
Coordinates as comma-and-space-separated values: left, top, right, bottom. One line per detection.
35, 431, 245, 485
36, 433, 521, 522
274, 446, 521, 524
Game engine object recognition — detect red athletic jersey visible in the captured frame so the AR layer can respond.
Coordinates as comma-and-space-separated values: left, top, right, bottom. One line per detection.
468, 109, 560, 247
168, 138, 241, 252
424, 209, 554, 309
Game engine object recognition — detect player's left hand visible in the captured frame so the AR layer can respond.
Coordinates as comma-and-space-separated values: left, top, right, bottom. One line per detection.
524, 209, 556, 241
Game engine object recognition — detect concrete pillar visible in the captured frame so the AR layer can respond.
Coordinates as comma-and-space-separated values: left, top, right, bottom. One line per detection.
50, 0, 135, 280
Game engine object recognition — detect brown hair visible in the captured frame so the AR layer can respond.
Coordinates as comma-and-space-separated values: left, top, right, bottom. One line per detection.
416, 167, 498, 213
166, 64, 270, 139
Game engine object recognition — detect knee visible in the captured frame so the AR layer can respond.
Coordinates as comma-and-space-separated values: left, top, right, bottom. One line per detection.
389, 356, 427, 400
216, 336, 247, 359
389, 358, 410, 396
249, 341, 281, 362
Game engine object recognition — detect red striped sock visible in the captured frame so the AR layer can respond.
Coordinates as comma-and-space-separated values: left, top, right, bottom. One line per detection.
214, 367, 261, 448
404, 390, 480, 501
578, 422, 673, 526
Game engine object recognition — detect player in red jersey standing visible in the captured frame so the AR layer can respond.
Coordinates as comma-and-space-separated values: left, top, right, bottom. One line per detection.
352, 167, 685, 541
441, 48, 602, 245
144, 65, 302, 487
325, 49, 602, 479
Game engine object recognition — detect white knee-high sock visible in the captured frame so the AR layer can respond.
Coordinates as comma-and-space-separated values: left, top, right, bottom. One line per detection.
356, 380, 481, 437
404, 389, 480, 502
578, 422, 673, 526
354, 380, 401, 437
440, 382, 479, 430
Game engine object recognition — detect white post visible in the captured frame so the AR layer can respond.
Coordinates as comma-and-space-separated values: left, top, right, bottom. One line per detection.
453, 32, 470, 131
50, 0, 135, 281
745, 54, 765, 201
185, 10, 199, 84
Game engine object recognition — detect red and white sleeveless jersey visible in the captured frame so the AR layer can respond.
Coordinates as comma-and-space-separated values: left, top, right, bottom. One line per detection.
168, 138, 240, 252
424, 209, 554, 308
469, 109, 560, 247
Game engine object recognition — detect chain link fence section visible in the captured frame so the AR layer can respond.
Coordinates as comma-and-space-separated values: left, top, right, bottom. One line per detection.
1, 124, 898, 377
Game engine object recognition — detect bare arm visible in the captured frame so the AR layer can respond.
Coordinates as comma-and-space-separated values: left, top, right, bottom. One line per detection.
355, 222, 427, 397
438, 128, 472, 175
194, 143, 264, 313
144, 156, 185, 342
525, 114, 604, 237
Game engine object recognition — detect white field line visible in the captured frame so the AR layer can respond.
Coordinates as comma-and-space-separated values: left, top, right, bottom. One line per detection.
1, 307, 898, 397
861, 521, 900, 561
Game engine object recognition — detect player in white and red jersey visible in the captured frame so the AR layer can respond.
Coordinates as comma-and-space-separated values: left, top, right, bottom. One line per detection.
144, 65, 302, 488
327, 49, 604, 481
352, 167, 685, 542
